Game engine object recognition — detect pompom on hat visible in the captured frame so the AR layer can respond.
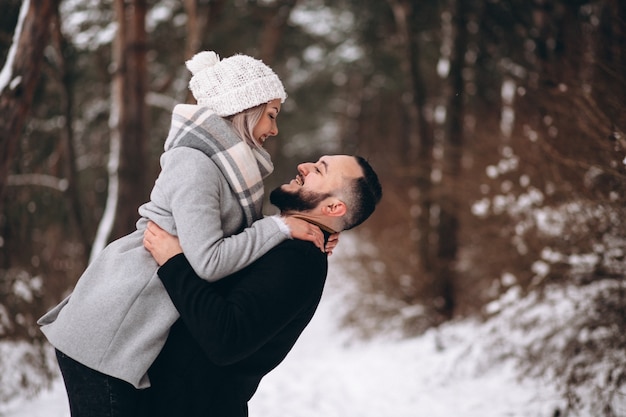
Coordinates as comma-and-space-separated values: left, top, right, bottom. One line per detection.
186, 51, 287, 117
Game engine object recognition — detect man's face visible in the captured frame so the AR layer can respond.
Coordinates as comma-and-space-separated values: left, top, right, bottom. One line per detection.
271, 155, 362, 212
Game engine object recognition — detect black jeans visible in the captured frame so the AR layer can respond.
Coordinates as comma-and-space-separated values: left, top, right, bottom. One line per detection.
55, 349, 142, 417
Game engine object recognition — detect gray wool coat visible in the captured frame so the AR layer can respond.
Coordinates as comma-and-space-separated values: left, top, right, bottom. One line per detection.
38, 145, 289, 388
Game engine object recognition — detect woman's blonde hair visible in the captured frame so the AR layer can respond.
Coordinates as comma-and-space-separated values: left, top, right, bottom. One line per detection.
226, 103, 267, 148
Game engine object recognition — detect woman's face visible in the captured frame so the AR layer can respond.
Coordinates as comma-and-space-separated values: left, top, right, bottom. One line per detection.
252, 98, 281, 146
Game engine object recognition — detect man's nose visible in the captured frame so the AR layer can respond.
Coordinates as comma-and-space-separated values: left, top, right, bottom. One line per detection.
297, 162, 311, 175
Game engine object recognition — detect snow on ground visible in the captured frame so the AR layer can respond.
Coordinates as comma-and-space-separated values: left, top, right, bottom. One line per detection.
1, 381, 69, 417
1, 255, 566, 417
247, 268, 564, 417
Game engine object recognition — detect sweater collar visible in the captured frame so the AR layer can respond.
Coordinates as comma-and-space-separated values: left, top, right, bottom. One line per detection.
290, 215, 337, 242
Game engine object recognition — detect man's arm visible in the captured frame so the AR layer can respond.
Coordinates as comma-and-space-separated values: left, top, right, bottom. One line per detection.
157, 243, 327, 366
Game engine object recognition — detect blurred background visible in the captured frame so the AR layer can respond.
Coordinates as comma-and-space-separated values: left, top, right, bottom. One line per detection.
0, 0, 625, 414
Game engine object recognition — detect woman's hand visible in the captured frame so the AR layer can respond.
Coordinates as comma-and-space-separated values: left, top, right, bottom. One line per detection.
325, 233, 340, 256
143, 221, 183, 266
282, 216, 325, 252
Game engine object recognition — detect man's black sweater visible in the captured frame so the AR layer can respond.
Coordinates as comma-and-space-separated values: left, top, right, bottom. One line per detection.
140, 236, 329, 417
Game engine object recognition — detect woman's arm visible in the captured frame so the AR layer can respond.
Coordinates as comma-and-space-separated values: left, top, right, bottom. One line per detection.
151, 148, 323, 282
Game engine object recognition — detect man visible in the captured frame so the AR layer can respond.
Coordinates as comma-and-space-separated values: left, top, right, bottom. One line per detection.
140, 155, 382, 416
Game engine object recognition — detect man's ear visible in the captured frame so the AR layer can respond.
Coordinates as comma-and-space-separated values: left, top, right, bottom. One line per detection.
322, 200, 347, 217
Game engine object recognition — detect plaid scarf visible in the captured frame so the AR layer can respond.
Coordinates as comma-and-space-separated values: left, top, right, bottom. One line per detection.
163, 104, 273, 226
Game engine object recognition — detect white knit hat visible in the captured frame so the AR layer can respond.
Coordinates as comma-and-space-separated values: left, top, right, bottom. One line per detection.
186, 51, 287, 117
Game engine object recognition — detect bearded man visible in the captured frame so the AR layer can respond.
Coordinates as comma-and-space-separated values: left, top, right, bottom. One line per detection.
136, 155, 381, 416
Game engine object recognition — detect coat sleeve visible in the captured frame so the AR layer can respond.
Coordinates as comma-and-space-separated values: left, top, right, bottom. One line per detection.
151, 147, 289, 282
157, 244, 327, 366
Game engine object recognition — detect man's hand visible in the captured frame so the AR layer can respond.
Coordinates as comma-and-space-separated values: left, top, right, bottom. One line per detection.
143, 221, 183, 266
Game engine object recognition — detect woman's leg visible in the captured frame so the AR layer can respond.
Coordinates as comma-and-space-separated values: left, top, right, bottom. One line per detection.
55, 349, 141, 417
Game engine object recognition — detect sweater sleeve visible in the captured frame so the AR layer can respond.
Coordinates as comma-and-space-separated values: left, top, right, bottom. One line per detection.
152, 147, 289, 282
157, 243, 327, 366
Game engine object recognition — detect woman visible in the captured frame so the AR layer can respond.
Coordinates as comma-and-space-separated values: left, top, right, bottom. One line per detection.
38, 51, 332, 416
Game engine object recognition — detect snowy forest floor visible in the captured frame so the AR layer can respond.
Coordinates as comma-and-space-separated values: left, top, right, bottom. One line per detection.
1, 251, 572, 417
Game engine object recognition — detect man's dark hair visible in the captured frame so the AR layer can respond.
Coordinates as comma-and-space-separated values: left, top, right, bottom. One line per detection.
339, 156, 383, 230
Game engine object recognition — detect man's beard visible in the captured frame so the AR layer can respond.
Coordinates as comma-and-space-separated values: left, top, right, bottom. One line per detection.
269, 186, 331, 213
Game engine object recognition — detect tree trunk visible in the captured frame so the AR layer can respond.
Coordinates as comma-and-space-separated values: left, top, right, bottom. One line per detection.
0, 0, 57, 203
110, 0, 149, 241
435, 0, 468, 319
406, 3, 436, 277
385, 0, 439, 320
257, 0, 298, 65
183, 0, 203, 104
183, 0, 227, 103
49, 7, 92, 259
184, 0, 204, 60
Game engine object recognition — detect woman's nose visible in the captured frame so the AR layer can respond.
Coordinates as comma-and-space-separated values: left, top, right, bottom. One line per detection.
269, 121, 278, 136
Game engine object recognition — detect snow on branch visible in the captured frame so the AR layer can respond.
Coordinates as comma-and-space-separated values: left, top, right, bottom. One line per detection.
7, 174, 68, 192
0, 0, 30, 92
